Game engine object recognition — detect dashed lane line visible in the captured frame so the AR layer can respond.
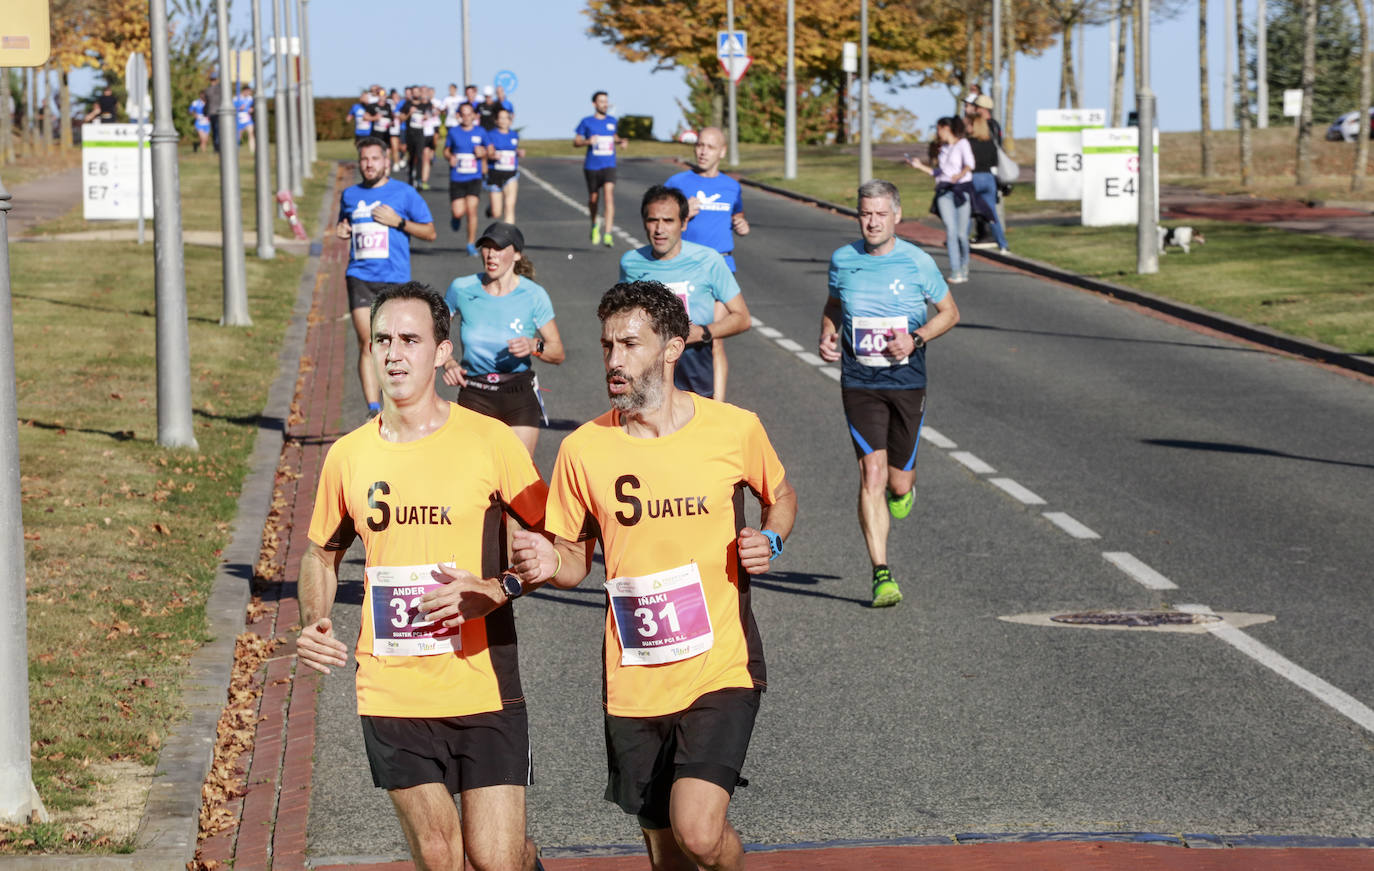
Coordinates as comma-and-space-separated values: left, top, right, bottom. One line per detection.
989, 477, 1047, 505
1103, 551, 1179, 591
949, 451, 996, 475
1042, 512, 1102, 540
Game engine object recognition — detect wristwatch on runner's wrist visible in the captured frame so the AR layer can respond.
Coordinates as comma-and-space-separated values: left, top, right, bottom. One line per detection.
499, 572, 524, 601
761, 529, 783, 561
535, 337, 545, 356
909, 331, 926, 350
698, 325, 713, 345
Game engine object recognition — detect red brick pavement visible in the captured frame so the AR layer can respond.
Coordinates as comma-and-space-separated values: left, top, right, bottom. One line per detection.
200, 171, 1374, 871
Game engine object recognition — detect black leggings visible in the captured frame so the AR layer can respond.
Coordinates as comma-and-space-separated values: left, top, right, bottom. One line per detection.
405, 133, 427, 185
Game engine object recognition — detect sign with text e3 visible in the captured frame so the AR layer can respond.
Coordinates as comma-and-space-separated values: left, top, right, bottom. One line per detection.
1034, 108, 1106, 201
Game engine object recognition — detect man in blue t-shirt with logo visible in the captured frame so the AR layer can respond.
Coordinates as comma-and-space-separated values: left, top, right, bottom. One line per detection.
234, 85, 255, 153
664, 125, 751, 401
618, 185, 751, 399
817, 179, 960, 609
573, 91, 627, 248
349, 89, 378, 144
334, 136, 437, 416
444, 101, 492, 257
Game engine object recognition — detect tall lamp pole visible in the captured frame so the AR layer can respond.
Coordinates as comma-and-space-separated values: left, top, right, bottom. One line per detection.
272, 0, 291, 196
1136, 0, 1158, 274
858, 0, 873, 183
727, 0, 739, 166
784, 0, 796, 179
215, 0, 251, 324
281, 0, 303, 197
251, 0, 274, 259
294, 0, 312, 177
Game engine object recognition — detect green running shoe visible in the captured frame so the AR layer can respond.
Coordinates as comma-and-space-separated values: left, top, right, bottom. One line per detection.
591, 223, 602, 245
603, 230, 614, 247
871, 566, 902, 608
887, 488, 913, 519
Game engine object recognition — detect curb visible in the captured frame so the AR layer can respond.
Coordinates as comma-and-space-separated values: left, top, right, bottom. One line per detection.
736, 176, 1374, 379
0, 175, 335, 871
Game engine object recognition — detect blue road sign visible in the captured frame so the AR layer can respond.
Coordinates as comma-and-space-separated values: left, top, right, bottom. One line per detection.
494, 70, 518, 95
716, 31, 747, 58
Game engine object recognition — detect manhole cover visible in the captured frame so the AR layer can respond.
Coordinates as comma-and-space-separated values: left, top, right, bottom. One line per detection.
1051, 611, 1222, 627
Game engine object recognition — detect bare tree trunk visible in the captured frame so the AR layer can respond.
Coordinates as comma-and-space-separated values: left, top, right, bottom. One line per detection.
835, 76, 847, 145
985, 6, 994, 88
1353, 0, 1370, 192
1, 71, 11, 165
40, 64, 51, 155
1200, 0, 1214, 176
1133, 0, 1143, 103
1005, 0, 1018, 150
967, 8, 978, 100
971, 9, 985, 92
59, 70, 72, 151
1113, 0, 1129, 125
1238, 0, 1252, 185
1294, 0, 1317, 185
1060, 25, 1076, 108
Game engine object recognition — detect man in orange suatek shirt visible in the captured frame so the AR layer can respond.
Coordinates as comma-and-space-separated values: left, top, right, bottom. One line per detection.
296, 283, 549, 871
507, 280, 798, 871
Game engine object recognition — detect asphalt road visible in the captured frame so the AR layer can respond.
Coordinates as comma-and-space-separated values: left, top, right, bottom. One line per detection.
306, 154, 1374, 864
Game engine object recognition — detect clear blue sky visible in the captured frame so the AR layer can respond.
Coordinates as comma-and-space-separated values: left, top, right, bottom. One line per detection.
71, 0, 1290, 139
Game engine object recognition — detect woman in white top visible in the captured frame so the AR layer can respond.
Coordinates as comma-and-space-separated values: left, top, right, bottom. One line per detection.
907, 116, 977, 284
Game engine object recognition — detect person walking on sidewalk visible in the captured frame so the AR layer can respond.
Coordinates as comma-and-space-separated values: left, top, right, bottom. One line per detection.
443, 222, 565, 456
508, 279, 797, 871
817, 179, 959, 607
965, 116, 1009, 253
906, 116, 990, 284
335, 136, 437, 417
296, 284, 549, 871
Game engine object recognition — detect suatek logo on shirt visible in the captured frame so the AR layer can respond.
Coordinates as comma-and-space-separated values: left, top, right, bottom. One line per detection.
365, 481, 453, 532
695, 191, 731, 212
613, 475, 709, 526
352, 200, 379, 221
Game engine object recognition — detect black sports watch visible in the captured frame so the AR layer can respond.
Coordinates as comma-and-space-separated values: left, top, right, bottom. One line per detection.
535, 337, 546, 356
498, 572, 524, 601
909, 331, 926, 350
698, 325, 713, 345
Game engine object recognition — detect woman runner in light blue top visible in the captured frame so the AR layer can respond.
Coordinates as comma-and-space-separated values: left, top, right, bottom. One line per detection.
442, 222, 565, 455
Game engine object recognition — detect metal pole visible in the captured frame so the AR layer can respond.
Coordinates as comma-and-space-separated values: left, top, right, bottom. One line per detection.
1108, 15, 1118, 124
859, 0, 872, 183
216, 0, 252, 325
1256, 0, 1268, 128
1136, 0, 1158, 275
461, 0, 472, 91
282, 0, 303, 197
252, 0, 275, 259
300, 0, 317, 164
992, 0, 1002, 125
272, 0, 291, 196
293, 0, 312, 178
784, 0, 797, 179
726, 0, 739, 167
0, 171, 50, 825
1224, 0, 1235, 128
149, 0, 199, 448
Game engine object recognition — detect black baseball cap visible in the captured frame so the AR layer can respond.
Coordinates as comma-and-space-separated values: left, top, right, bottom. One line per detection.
477, 222, 524, 251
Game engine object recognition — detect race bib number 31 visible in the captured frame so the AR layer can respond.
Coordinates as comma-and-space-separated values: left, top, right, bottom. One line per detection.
367, 564, 462, 657
606, 563, 713, 666
852, 315, 909, 367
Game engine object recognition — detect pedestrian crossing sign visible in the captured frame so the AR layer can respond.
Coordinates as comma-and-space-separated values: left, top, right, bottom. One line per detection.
717, 31, 747, 58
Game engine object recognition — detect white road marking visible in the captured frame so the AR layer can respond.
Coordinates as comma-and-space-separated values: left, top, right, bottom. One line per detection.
1178, 606, 1374, 734
920, 427, 956, 449
821, 368, 841, 381
795, 352, 828, 366
1103, 551, 1179, 590
756, 326, 782, 338
949, 451, 996, 474
1042, 512, 1101, 539
989, 477, 1047, 505
521, 166, 644, 248
775, 337, 804, 352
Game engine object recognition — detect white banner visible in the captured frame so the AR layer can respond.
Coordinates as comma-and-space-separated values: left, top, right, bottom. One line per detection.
1034, 108, 1106, 201
82, 124, 154, 221
1080, 127, 1159, 227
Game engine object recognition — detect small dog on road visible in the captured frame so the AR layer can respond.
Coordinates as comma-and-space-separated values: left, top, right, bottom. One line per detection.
1157, 225, 1206, 255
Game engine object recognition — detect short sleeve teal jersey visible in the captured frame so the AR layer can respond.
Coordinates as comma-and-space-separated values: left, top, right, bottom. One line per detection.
444, 275, 556, 375
618, 240, 740, 326
827, 238, 948, 389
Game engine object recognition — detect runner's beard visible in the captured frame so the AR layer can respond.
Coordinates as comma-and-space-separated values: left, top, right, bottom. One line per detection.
607, 360, 666, 413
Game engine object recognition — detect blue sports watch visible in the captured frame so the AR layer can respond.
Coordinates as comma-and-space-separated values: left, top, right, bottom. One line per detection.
761, 529, 783, 561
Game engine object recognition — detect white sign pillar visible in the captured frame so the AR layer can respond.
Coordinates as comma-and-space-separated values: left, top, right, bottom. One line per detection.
1081, 127, 1159, 227
82, 124, 156, 220
1034, 108, 1105, 200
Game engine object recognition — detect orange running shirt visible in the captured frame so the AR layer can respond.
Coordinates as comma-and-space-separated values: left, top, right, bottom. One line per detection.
545, 395, 787, 718
308, 404, 547, 718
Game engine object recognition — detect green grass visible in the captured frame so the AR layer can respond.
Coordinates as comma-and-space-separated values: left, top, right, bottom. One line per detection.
1010, 221, 1374, 354
4, 146, 330, 852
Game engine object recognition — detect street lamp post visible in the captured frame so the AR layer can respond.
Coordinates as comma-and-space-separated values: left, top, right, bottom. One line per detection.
301, 0, 316, 163
215, 0, 251, 324
1136, 0, 1159, 274
281, 0, 303, 197
251, 0, 274, 259
784, 0, 796, 179
294, 0, 312, 177
727, 0, 739, 167
858, 0, 873, 183
272, 0, 291, 196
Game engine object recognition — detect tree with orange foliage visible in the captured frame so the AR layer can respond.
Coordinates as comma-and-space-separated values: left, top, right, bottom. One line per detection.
50, 0, 151, 148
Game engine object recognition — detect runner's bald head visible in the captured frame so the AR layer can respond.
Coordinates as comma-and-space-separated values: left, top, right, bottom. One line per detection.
699, 127, 725, 148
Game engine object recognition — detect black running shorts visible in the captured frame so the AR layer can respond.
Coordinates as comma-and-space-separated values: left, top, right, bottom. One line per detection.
672, 343, 714, 398
603, 687, 760, 830
457, 370, 545, 428
449, 179, 483, 200
841, 386, 926, 471
361, 703, 531, 794
583, 167, 616, 194
346, 276, 403, 312
484, 169, 519, 191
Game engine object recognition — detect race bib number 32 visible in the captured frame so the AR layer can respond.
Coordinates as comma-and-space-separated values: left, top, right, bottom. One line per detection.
367, 564, 462, 657
606, 563, 713, 666
852, 315, 909, 367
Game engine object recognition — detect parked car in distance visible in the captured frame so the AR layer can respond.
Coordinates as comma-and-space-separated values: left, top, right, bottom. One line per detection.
1325, 107, 1374, 142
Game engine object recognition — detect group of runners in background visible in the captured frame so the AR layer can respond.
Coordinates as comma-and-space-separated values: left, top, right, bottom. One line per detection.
312, 83, 956, 871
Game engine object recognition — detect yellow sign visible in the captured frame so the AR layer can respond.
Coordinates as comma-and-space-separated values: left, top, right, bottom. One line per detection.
0, 0, 51, 68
